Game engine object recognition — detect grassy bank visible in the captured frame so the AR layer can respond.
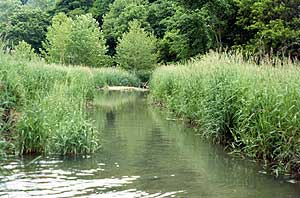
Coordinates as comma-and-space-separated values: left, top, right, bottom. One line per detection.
150, 52, 300, 177
0, 51, 139, 156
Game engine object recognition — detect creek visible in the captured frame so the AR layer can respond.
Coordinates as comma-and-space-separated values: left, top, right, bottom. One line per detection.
0, 91, 299, 197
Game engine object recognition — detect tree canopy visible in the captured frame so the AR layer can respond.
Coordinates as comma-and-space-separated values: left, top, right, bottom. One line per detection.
235, 0, 300, 58
43, 13, 110, 67
4, 6, 49, 52
116, 21, 157, 71
2, 0, 299, 64
102, 0, 150, 55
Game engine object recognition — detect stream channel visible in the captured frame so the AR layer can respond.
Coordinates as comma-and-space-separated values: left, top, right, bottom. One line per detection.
0, 91, 299, 197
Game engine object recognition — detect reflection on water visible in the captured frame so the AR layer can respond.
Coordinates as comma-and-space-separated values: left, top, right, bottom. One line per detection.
0, 91, 300, 197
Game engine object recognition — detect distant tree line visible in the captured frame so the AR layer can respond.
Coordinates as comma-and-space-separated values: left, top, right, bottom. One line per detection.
1, 0, 299, 70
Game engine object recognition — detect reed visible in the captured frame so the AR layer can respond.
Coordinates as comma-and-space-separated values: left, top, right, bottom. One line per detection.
0, 50, 139, 156
150, 52, 300, 176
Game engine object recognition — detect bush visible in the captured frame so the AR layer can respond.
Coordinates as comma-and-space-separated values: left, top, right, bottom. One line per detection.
14, 41, 39, 62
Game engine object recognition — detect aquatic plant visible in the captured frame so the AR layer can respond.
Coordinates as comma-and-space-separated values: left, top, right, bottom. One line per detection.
92, 67, 140, 88
17, 84, 99, 155
0, 49, 139, 156
150, 52, 300, 176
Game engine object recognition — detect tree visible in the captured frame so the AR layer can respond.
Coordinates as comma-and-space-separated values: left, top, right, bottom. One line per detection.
54, 0, 94, 17
68, 14, 111, 67
200, 0, 236, 49
4, 7, 49, 52
159, 29, 189, 62
147, 0, 177, 39
158, 8, 212, 62
175, 0, 215, 9
170, 0, 237, 50
43, 13, 111, 67
0, 0, 22, 35
25, 0, 56, 10
102, 0, 150, 55
115, 21, 157, 76
42, 13, 72, 64
234, 0, 300, 59
90, 0, 115, 25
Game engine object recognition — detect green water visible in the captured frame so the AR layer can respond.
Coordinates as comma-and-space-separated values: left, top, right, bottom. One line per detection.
0, 91, 299, 197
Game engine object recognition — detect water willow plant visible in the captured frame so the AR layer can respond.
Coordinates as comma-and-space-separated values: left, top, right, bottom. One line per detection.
150, 52, 300, 177
0, 50, 139, 156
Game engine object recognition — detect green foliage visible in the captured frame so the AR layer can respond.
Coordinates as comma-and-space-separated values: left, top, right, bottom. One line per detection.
150, 52, 300, 176
2, 0, 299, 62
14, 41, 39, 62
147, 0, 177, 39
200, 0, 236, 48
43, 13, 72, 64
175, 0, 213, 9
0, 49, 139, 156
25, 0, 56, 10
159, 30, 189, 62
116, 21, 157, 76
54, 0, 94, 17
90, 0, 115, 25
68, 14, 111, 67
4, 6, 49, 52
0, 0, 21, 32
102, 0, 150, 55
159, 8, 212, 62
92, 67, 140, 88
253, 20, 300, 56
43, 13, 111, 67
235, 0, 300, 58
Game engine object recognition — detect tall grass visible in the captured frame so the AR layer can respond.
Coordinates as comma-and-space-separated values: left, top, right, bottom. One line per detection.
0, 48, 139, 156
150, 52, 300, 177
92, 67, 140, 87
17, 83, 98, 155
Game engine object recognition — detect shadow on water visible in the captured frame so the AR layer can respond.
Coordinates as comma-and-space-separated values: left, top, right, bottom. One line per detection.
106, 111, 116, 128
1, 91, 300, 197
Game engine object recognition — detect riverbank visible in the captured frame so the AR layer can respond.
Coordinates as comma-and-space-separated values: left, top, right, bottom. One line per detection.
100, 86, 148, 92
150, 52, 300, 177
0, 52, 140, 156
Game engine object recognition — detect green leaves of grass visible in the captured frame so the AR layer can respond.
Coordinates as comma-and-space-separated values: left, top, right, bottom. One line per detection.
0, 52, 139, 157
150, 52, 300, 176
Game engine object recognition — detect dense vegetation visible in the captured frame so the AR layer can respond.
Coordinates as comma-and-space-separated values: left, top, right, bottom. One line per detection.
0, 42, 139, 157
0, 0, 299, 178
1, 0, 299, 69
150, 53, 300, 177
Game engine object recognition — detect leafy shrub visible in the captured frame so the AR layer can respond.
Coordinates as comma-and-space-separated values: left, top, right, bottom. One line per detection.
14, 41, 39, 62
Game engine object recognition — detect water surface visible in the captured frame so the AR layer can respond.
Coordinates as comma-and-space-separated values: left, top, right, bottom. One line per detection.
0, 91, 299, 197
